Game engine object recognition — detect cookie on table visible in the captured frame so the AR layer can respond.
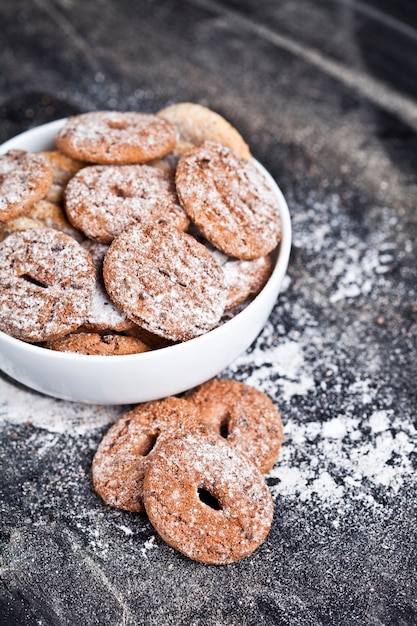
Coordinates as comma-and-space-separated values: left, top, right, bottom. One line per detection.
175, 141, 281, 260
157, 102, 252, 161
186, 378, 284, 473
143, 430, 274, 564
45, 331, 150, 356
0, 228, 95, 342
64, 164, 189, 243
55, 111, 177, 165
0, 150, 53, 222
92, 397, 205, 512
103, 222, 227, 342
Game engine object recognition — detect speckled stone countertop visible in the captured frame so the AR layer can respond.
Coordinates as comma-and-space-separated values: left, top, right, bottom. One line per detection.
1, 1, 417, 625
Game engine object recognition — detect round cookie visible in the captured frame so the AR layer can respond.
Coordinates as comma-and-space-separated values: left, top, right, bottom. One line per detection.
103, 222, 227, 342
157, 102, 252, 160
0, 228, 95, 342
175, 141, 281, 260
143, 430, 274, 564
0, 150, 53, 221
55, 111, 177, 165
45, 331, 150, 356
92, 397, 205, 512
186, 378, 284, 473
64, 164, 189, 243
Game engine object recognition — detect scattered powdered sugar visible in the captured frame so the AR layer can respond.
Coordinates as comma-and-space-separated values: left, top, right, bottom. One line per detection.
140, 535, 158, 558
229, 330, 316, 401
0, 375, 123, 434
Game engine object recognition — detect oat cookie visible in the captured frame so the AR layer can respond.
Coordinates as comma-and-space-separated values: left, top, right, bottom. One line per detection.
92, 397, 204, 512
158, 102, 251, 160
143, 430, 274, 564
0, 150, 53, 221
187, 378, 284, 473
45, 331, 150, 356
103, 222, 227, 342
0, 228, 95, 342
176, 141, 281, 260
56, 111, 177, 165
64, 164, 188, 243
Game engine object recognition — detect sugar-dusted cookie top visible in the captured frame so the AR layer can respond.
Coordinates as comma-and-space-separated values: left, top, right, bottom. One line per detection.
186, 378, 284, 473
175, 141, 281, 260
64, 164, 188, 243
143, 430, 274, 564
0, 150, 53, 222
92, 397, 205, 512
0, 228, 95, 342
103, 222, 227, 342
55, 111, 177, 164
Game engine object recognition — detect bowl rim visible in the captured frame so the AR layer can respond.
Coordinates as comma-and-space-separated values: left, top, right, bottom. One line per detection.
0, 117, 292, 363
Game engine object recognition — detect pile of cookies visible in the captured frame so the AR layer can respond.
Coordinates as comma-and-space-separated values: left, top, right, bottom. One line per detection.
92, 378, 284, 565
0, 104, 282, 354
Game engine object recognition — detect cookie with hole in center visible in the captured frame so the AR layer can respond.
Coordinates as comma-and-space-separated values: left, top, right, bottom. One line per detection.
92, 397, 205, 512
55, 111, 177, 164
175, 141, 281, 260
64, 163, 189, 243
103, 222, 227, 342
0, 228, 95, 342
143, 430, 274, 564
0, 150, 54, 222
186, 378, 284, 473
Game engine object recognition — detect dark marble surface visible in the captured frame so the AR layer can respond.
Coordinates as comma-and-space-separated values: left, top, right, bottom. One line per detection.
1, 1, 417, 625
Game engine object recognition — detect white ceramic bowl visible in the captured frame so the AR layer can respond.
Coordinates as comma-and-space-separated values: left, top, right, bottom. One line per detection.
0, 118, 291, 404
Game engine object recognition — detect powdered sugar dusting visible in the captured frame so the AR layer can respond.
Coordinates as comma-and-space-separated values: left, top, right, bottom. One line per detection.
65, 164, 188, 242
0, 374, 123, 434
103, 223, 227, 341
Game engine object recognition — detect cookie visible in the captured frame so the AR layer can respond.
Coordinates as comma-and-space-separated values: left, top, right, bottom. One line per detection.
29, 199, 84, 241
64, 164, 189, 243
80, 240, 136, 333
175, 141, 281, 260
201, 238, 273, 309
41, 150, 85, 205
0, 215, 47, 239
143, 430, 274, 564
92, 397, 205, 512
186, 379, 284, 473
0, 150, 53, 221
157, 102, 252, 160
55, 111, 177, 165
0, 228, 95, 342
103, 222, 227, 342
45, 331, 150, 356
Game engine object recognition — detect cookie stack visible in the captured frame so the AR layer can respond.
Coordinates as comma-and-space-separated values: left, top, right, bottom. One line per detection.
92, 378, 284, 565
0, 104, 281, 354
